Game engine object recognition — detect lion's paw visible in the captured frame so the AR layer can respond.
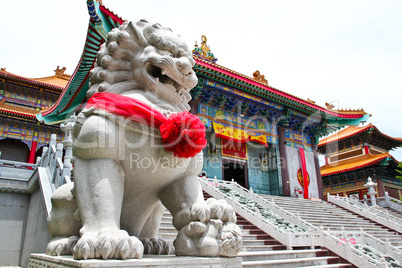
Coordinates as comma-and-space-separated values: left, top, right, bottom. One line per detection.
46, 236, 79, 256
73, 230, 144, 260
141, 238, 175, 255
174, 198, 242, 257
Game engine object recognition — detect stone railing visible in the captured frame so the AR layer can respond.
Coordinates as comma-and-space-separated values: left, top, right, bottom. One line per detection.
0, 159, 36, 181
329, 229, 402, 264
377, 192, 402, 214
328, 194, 402, 233
319, 230, 395, 268
199, 177, 398, 267
38, 134, 71, 192
199, 177, 317, 249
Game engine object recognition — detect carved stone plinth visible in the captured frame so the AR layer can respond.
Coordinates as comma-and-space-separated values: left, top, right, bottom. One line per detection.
28, 254, 242, 268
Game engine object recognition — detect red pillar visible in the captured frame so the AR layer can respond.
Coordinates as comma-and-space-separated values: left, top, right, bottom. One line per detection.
28, 141, 37, 164
364, 145, 370, 155
376, 177, 385, 197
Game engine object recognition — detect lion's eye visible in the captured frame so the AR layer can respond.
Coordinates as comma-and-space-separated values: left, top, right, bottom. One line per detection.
168, 53, 174, 58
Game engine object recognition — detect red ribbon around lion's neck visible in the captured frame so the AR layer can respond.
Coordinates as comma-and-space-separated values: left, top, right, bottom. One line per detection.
86, 92, 207, 158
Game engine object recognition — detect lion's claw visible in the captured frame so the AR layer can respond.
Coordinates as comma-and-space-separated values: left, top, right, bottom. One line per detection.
72, 230, 143, 260
141, 237, 174, 255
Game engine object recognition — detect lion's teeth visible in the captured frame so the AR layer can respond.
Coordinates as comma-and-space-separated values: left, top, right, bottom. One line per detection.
155, 77, 160, 82
161, 70, 167, 75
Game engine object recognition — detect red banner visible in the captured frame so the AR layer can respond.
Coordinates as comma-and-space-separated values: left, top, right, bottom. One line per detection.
221, 139, 247, 160
299, 148, 309, 199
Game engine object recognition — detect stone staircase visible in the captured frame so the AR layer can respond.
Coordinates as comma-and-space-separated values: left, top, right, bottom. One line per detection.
157, 193, 353, 267
260, 194, 402, 250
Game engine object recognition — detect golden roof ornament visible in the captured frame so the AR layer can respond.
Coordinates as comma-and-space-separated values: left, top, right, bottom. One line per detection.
325, 102, 335, 110
252, 70, 268, 85
54, 66, 67, 78
193, 35, 218, 63
307, 98, 316, 104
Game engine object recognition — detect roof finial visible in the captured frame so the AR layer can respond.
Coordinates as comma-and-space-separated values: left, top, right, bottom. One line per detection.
192, 35, 218, 63
253, 70, 268, 85
325, 102, 335, 110
54, 66, 67, 78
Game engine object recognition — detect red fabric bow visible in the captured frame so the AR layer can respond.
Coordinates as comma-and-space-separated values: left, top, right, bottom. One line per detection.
86, 92, 207, 158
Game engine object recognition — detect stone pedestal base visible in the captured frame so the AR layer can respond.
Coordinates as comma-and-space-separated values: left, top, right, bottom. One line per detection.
28, 254, 242, 268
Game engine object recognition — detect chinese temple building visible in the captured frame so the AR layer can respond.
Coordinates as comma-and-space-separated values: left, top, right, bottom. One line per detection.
318, 124, 402, 200
0, 1, 369, 201
0, 67, 68, 163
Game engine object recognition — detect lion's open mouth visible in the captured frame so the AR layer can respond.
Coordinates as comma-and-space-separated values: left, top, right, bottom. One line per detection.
147, 64, 186, 95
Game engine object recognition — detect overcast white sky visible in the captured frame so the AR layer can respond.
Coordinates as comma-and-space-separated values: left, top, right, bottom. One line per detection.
1, 0, 401, 162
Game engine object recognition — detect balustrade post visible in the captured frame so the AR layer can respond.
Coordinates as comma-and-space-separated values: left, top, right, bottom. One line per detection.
41, 147, 48, 166
61, 115, 76, 183
340, 226, 346, 239
36, 156, 41, 165
319, 228, 325, 247
54, 143, 64, 186
286, 233, 292, 250
308, 228, 314, 249
344, 241, 352, 261
363, 194, 368, 205
384, 191, 390, 208
384, 239, 392, 257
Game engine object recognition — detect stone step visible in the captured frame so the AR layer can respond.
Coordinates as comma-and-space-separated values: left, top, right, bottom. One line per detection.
301, 217, 376, 227
299, 217, 370, 223
238, 249, 323, 262
242, 256, 341, 267
156, 195, 356, 267
301, 264, 353, 268
282, 209, 360, 215
241, 245, 287, 252
158, 227, 178, 234
306, 222, 382, 228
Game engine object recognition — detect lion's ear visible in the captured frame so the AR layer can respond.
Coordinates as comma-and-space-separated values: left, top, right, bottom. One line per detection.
125, 21, 147, 47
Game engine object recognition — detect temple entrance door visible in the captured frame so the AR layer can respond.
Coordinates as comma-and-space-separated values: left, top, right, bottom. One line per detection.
222, 159, 248, 189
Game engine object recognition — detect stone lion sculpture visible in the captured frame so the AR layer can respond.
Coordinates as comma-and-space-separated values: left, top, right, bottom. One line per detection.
46, 19, 242, 260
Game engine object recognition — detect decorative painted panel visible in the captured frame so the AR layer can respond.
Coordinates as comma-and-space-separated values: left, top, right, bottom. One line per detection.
199, 103, 278, 144
204, 79, 283, 110
284, 129, 313, 151
0, 116, 62, 149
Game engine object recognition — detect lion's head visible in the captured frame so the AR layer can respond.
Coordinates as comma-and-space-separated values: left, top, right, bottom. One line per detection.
88, 19, 198, 111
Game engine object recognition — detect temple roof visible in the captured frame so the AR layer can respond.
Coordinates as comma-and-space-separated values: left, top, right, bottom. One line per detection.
318, 124, 402, 153
194, 56, 368, 120
320, 152, 394, 177
0, 99, 37, 119
0, 68, 67, 91
31, 66, 71, 88
0, 68, 72, 120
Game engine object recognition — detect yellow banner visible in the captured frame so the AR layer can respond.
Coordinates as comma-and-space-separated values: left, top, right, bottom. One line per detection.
213, 122, 267, 146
